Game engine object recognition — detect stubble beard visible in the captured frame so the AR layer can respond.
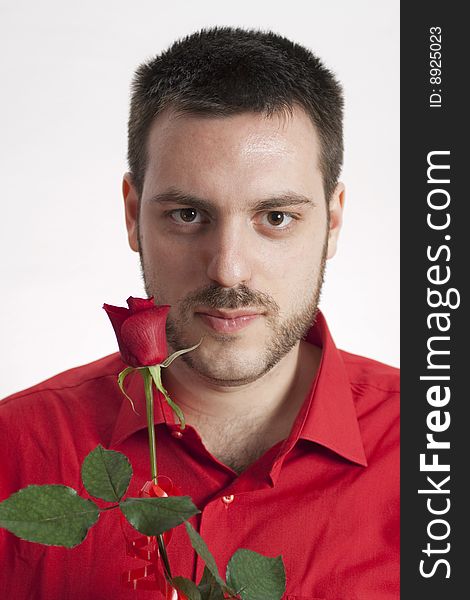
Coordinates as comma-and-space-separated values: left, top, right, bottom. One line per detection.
138, 240, 328, 387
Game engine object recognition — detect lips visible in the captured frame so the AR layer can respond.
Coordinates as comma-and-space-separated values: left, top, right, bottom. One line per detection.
195, 308, 262, 333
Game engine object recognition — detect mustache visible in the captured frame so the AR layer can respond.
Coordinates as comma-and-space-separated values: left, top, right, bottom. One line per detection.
178, 283, 280, 314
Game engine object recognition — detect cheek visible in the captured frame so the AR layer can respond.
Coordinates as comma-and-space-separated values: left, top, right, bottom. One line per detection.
264, 234, 323, 280
140, 213, 183, 266
144, 244, 199, 282
140, 234, 206, 304
255, 242, 320, 311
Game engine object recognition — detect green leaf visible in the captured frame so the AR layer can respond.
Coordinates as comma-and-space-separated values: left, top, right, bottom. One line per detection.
120, 496, 199, 536
148, 364, 186, 429
81, 445, 133, 502
226, 549, 286, 600
198, 567, 226, 600
0, 484, 99, 548
184, 522, 229, 592
172, 576, 202, 600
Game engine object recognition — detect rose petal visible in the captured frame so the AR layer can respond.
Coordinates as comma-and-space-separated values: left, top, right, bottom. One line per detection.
120, 305, 171, 366
103, 303, 130, 337
127, 296, 156, 313
104, 299, 171, 367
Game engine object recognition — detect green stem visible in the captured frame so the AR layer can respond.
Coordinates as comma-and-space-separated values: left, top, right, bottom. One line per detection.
157, 534, 173, 580
143, 368, 158, 483
142, 366, 173, 583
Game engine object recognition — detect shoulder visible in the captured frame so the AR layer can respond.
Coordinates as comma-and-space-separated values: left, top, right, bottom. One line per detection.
339, 349, 399, 422
0, 353, 124, 423
0, 353, 124, 410
340, 350, 399, 463
339, 349, 400, 395
0, 353, 126, 495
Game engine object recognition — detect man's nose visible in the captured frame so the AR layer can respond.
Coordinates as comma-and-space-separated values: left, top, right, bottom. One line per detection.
205, 221, 253, 288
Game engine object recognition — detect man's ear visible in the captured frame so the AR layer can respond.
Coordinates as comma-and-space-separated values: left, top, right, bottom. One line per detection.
326, 182, 345, 260
123, 173, 140, 253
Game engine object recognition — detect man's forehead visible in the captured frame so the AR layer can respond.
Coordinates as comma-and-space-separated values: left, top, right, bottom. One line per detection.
147, 104, 320, 155
141, 105, 324, 208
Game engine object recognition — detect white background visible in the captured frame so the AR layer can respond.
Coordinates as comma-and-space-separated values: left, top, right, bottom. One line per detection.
0, 0, 399, 398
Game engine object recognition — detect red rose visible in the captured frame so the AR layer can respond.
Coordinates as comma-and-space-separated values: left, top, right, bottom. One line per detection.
103, 297, 171, 367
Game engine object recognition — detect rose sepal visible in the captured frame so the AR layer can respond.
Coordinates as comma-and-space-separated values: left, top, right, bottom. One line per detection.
118, 366, 140, 415
160, 340, 203, 368
148, 365, 186, 430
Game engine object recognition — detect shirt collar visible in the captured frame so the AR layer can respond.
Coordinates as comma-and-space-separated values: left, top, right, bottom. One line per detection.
110, 311, 367, 469
272, 311, 367, 472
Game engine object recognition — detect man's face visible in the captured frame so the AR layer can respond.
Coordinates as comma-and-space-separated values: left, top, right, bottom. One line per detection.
123, 106, 344, 386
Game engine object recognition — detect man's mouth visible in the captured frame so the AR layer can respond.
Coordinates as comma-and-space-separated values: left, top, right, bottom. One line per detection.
194, 308, 263, 333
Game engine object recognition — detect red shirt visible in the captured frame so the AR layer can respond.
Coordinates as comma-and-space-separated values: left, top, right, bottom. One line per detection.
0, 312, 399, 599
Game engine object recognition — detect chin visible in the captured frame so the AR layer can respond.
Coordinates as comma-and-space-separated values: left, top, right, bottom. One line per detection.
182, 346, 270, 387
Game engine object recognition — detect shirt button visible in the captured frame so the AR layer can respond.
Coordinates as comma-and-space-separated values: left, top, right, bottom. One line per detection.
171, 430, 183, 439
222, 494, 234, 505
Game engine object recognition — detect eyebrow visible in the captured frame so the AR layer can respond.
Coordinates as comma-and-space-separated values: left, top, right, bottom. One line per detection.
146, 187, 316, 212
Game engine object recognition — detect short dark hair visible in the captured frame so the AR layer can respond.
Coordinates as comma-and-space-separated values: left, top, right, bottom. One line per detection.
128, 26, 344, 202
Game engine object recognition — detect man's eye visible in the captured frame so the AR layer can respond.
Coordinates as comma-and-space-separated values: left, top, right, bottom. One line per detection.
170, 208, 203, 223
262, 211, 294, 228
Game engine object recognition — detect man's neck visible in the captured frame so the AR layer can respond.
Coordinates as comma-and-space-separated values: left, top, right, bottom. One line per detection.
161, 340, 322, 473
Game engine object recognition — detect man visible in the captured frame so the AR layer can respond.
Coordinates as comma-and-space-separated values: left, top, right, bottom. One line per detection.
0, 27, 399, 599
